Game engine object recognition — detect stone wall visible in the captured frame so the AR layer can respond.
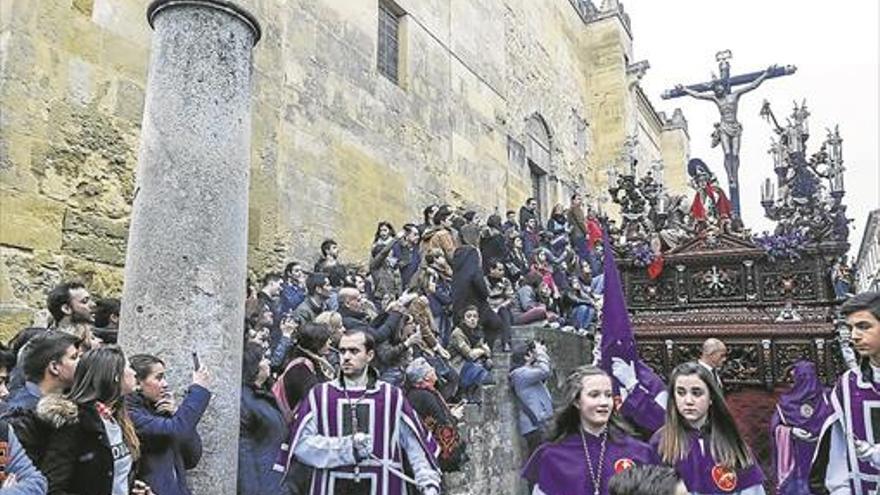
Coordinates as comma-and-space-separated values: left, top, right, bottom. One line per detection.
0, 0, 689, 339
0, 0, 150, 338
444, 325, 593, 495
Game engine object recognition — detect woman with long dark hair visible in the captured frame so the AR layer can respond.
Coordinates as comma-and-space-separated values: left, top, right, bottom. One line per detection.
126, 353, 212, 495
652, 362, 765, 494
39, 346, 152, 495
522, 365, 657, 494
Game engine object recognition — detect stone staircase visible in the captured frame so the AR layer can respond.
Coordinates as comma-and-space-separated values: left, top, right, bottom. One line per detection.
442, 325, 593, 495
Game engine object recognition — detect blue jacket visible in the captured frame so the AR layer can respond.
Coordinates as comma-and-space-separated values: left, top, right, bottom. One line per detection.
2, 382, 42, 414
1, 422, 47, 495
126, 385, 211, 495
238, 386, 292, 495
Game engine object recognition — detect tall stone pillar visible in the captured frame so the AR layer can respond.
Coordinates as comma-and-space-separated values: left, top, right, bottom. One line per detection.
119, 1, 260, 492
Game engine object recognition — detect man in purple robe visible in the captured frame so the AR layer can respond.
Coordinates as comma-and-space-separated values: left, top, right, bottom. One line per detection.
811, 291, 880, 494
599, 233, 667, 433
288, 329, 441, 495
770, 361, 833, 494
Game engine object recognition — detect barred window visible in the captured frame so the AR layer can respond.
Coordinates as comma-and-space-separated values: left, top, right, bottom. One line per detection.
377, 2, 401, 83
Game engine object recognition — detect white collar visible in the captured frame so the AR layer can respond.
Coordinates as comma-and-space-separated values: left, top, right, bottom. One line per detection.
698, 360, 714, 371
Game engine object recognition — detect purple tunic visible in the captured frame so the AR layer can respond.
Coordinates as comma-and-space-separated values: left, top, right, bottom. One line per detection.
522, 430, 659, 495
769, 361, 832, 494
651, 427, 765, 494
825, 367, 880, 494
289, 379, 439, 495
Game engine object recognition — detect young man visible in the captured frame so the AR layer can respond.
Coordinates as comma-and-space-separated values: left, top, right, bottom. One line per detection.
290, 273, 332, 326
289, 329, 441, 495
314, 239, 339, 273
46, 281, 96, 329
812, 291, 880, 494
502, 210, 518, 232
519, 197, 538, 230
3, 332, 80, 412
92, 297, 120, 344
398, 224, 422, 290
279, 261, 307, 317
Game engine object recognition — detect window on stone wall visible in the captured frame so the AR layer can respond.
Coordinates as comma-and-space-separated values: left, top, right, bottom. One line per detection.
377, 1, 403, 84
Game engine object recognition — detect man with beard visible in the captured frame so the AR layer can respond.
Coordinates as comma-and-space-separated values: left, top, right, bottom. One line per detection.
289, 329, 441, 495
46, 281, 102, 352
47, 281, 96, 330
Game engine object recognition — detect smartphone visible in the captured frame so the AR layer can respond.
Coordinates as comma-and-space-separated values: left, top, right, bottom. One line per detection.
191, 351, 201, 371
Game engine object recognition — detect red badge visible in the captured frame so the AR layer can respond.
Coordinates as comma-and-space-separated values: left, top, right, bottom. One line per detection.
711, 464, 737, 492
613, 458, 635, 473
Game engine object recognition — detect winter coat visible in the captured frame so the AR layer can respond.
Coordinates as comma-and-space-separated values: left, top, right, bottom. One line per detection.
0, 420, 47, 495
289, 297, 324, 327
447, 327, 490, 375
479, 228, 507, 271
518, 206, 537, 230
2, 382, 42, 415
238, 386, 291, 495
370, 239, 402, 303
567, 205, 587, 240
509, 348, 553, 436
451, 246, 489, 319
278, 282, 305, 317
36, 395, 137, 495
421, 227, 457, 262
126, 385, 210, 495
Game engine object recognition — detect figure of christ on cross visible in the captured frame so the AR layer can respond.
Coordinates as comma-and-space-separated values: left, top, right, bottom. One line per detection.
663, 50, 796, 219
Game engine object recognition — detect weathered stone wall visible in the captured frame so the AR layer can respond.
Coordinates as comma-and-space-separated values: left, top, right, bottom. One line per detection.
444, 325, 593, 495
0, 0, 150, 338
0, 0, 689, 338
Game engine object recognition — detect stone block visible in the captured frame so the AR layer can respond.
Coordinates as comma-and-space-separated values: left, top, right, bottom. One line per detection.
61, 211, 128, 266
0, 304, 32, 342
0, 189, 65, 251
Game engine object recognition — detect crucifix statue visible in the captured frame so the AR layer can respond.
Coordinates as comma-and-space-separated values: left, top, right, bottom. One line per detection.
663, 50, 796, 218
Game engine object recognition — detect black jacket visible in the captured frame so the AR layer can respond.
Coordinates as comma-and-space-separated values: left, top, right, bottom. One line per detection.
451, 246, 489, 319
37, 394, 137, 495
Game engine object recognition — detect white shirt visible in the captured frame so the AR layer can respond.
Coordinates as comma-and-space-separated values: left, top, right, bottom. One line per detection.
100, 416, 132, 495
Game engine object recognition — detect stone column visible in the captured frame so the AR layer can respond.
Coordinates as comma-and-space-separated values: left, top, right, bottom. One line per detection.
119, 1, 260, 493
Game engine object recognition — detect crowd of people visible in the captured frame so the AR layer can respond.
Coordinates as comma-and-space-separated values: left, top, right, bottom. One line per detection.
0, 196, 877, 495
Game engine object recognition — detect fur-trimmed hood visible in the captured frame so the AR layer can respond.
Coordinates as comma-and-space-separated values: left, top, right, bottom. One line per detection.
36, 393, 79, 429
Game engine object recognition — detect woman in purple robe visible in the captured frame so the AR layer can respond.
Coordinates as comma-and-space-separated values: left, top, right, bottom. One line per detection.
769, 361, 833, 494
652, 362, 766, 494
522, 365, 658, 495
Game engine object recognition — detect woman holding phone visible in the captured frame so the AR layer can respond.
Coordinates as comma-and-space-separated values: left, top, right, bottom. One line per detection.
37, 346, 155, 494
126, 353, 212, 495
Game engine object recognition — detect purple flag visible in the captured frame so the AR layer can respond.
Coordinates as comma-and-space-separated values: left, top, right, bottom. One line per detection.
600, 232, 638, 369
599, 232, 668, 431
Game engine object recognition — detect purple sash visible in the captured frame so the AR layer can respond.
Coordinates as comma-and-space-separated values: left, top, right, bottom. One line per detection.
288, 379, 439, 495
